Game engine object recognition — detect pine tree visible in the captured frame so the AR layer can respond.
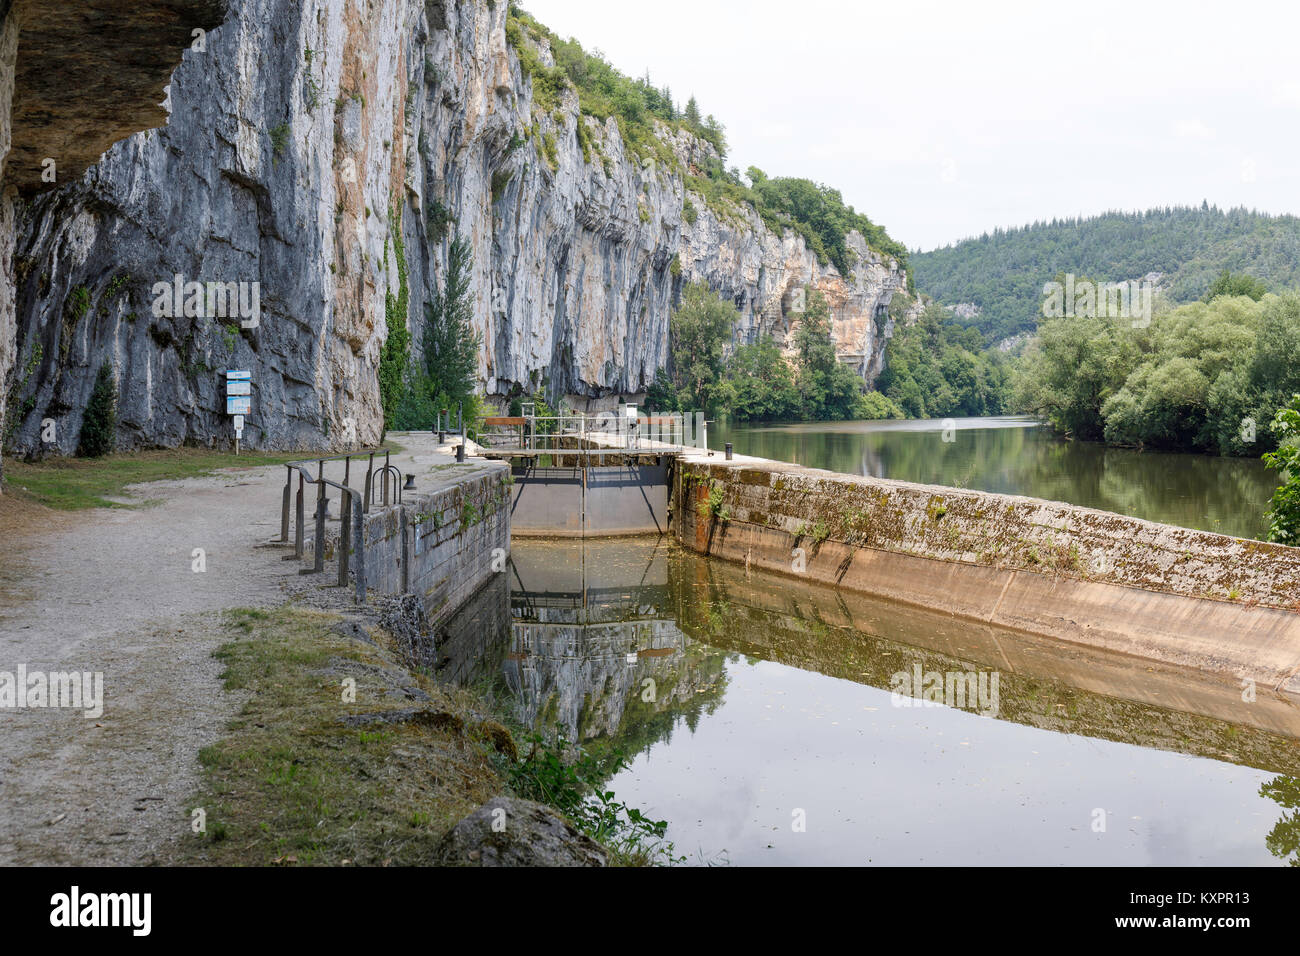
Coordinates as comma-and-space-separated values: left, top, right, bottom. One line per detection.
684, 95, 701, 128
78, 362, 118, 457
422, 234, 480, 407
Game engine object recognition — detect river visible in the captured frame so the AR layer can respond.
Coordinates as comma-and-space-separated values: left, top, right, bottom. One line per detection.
438, 538, 1300, 866
710, 416, 1278, 541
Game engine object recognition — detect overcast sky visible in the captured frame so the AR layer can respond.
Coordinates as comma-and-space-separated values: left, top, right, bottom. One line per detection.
525, 0, 1300, 251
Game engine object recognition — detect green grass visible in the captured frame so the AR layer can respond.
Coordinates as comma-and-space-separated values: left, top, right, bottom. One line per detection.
4, 443, 411, 511
2, 448, 306, 510
177, 607, 507, 866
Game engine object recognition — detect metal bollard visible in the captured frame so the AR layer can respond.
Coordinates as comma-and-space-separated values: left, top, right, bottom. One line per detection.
725, 442, 733, 461
456, 442, 466, 462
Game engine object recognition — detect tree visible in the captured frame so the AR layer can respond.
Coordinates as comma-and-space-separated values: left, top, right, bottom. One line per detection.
1263, 394, 1300, 545
393, 234, 482, 430
683, 95, 701, 128
78, 362, 118, 457
1204, 269, 1267, 302
421, 235, 479, 405
665, 282, 736, 410
721, 337, 799, 421
790, 289, 864, 420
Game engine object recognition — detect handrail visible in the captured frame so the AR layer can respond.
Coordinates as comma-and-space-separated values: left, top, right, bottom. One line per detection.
279, 448, 398, 604
476, 411, 701, 453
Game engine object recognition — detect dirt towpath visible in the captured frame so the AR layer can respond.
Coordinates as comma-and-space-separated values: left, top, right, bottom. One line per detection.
0, 433, 457, 864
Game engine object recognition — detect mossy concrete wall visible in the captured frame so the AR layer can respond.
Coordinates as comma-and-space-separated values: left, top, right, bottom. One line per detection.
315, 461, 510, 627
674, 454, 1300, 697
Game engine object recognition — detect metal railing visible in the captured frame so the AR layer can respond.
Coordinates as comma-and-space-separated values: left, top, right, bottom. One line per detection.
476, 407, 705, 454
280, 449, 402, 603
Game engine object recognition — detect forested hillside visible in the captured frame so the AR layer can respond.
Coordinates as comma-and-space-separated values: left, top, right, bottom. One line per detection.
912, 206, 1300, 342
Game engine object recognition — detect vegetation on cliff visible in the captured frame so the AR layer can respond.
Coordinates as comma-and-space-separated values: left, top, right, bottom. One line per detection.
504, 4, 908, 273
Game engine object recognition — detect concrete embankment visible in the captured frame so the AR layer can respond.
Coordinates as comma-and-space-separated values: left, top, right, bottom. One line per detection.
310, 458, 511, 628
673, 452, 1300, 697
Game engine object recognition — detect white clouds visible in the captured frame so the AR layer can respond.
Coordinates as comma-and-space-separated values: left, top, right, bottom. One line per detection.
525, 0, 1300, 249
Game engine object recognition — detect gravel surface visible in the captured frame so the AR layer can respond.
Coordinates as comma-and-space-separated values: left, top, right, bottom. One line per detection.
0, 434, 456, 865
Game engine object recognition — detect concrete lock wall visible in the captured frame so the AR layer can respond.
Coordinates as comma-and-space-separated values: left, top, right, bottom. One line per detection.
673, 455, 1300, 697
317, 462, 511, 626
509, 461, 669, 537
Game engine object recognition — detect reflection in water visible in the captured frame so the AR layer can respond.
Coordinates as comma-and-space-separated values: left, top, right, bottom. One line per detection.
437, 538, 1300, 865
1261, 777, 1300, 865
711, 417, 1278, 540
431, 539, 730, 756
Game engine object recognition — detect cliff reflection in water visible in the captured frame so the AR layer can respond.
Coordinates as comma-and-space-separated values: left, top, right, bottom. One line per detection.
437, 537, 1300, 776
433, 538, 730, 753
435, 538, 1300, 864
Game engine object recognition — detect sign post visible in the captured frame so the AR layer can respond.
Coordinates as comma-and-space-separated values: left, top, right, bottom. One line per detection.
226, 370, 251, 454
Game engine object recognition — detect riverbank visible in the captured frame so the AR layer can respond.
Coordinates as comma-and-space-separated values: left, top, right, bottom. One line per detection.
0, 437, 665, 866
674, 449, 1300, 697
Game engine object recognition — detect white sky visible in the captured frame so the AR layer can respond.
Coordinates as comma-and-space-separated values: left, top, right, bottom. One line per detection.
524, 0, 1300, 251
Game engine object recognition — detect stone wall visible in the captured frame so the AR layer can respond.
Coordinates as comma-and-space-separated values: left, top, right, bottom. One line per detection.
674, 454, 1300, 695
330, 460, 509, 626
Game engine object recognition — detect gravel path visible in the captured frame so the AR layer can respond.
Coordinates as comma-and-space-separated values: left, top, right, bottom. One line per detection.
0, 434, 454, 865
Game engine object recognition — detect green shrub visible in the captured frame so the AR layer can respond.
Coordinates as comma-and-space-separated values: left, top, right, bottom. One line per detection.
1264, 394, 1300, 545
78, 362, 118, 458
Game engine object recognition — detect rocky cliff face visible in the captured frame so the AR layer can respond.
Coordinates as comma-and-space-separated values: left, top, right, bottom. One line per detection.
6, 0, 907, 457
0, 0, 226, 483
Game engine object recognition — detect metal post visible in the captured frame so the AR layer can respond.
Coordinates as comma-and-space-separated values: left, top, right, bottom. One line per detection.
458, 401, 463, 439
382, 451, 390, 507
456, 441, 466, 462
364, 452, 375, 513
280, 466, 292, 541
725, 442, 733, 461
312, 478, 326, 573
351, 491, 366, 603
317, 458, 327, 516
338, 490, 352, 587
294, 473, 305, 558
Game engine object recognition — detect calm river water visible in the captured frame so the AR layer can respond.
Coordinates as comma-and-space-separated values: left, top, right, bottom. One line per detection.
438, 538, 1300, 866
710, 416, 1278, 541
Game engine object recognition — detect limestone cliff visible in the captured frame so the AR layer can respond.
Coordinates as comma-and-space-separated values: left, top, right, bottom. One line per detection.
5, 0, 908, 457
0, 0, 226, 483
